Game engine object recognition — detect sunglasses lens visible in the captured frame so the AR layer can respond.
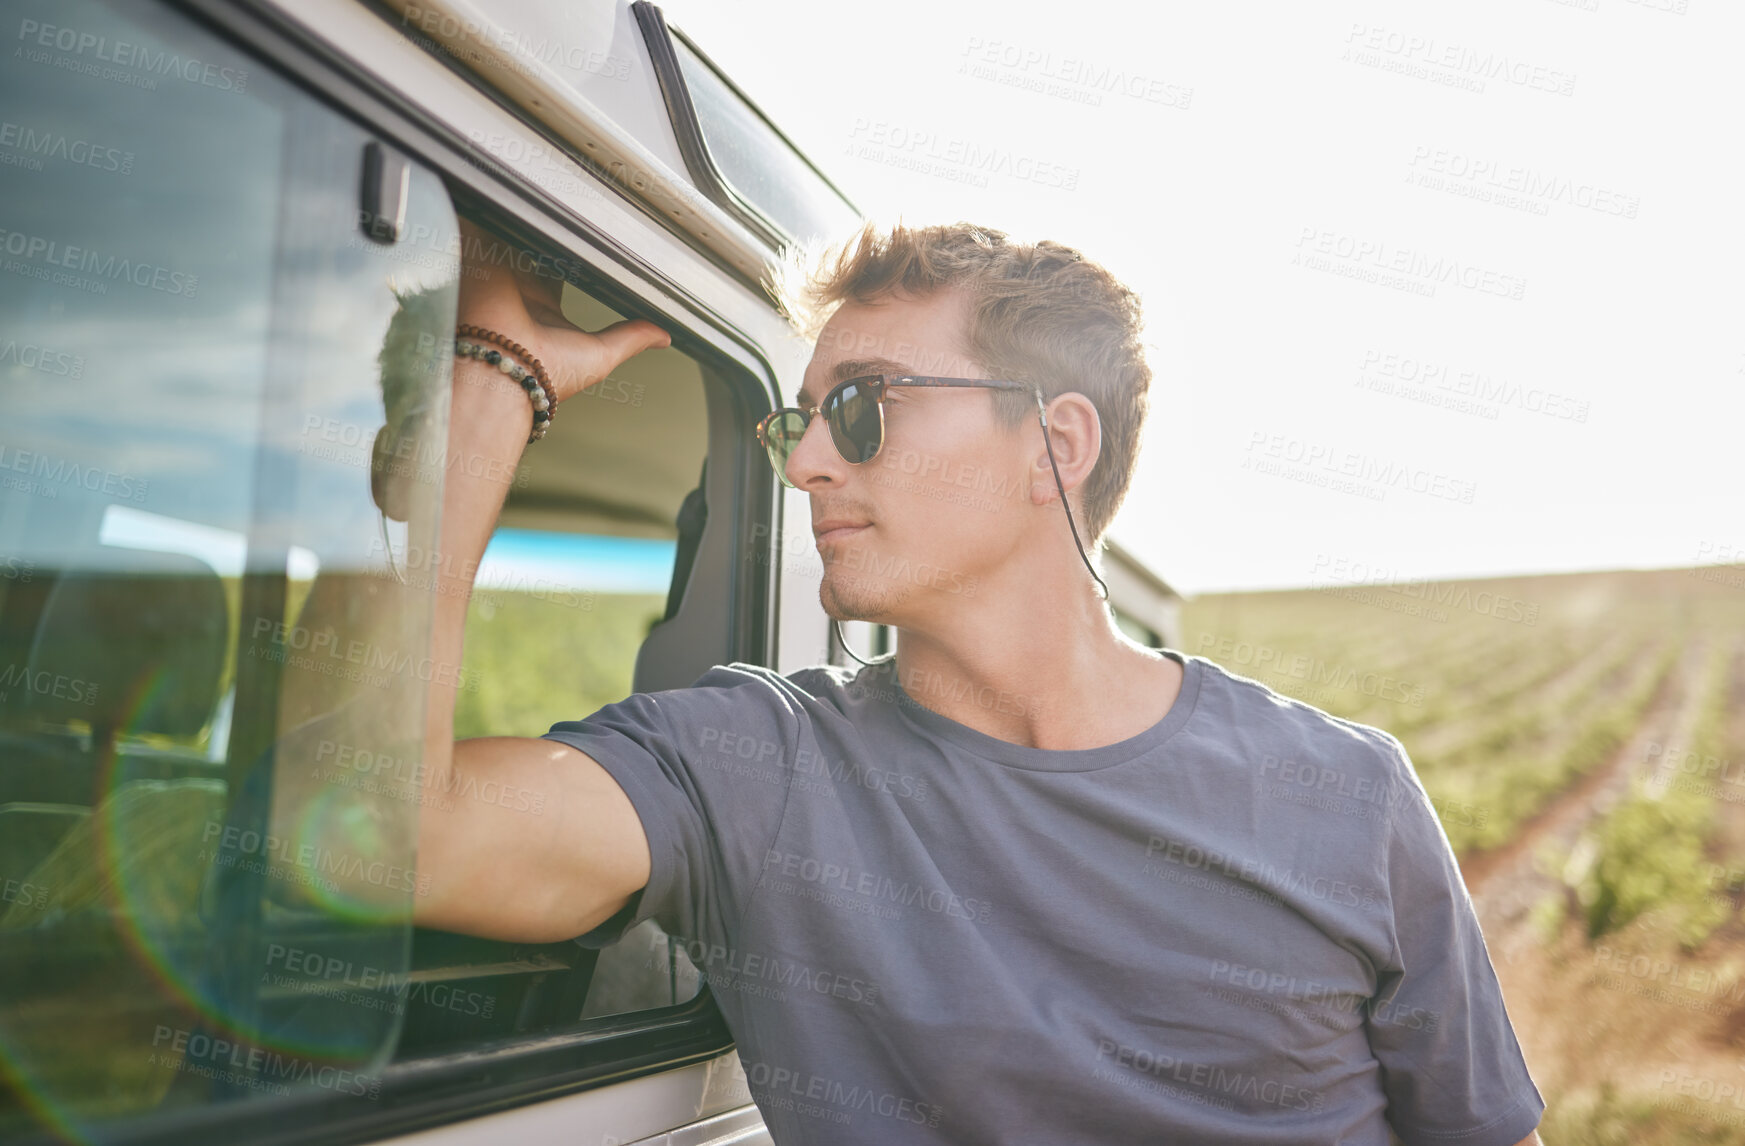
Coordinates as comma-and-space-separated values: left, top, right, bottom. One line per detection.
823, 379, 882, 464
760, 410, 806, 488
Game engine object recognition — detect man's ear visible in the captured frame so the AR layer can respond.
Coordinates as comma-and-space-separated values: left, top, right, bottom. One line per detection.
1029, 392, 1101, 507
371, 425, 414, 522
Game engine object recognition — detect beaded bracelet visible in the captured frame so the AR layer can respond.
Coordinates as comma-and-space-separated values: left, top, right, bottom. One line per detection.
453, 324, 559, 444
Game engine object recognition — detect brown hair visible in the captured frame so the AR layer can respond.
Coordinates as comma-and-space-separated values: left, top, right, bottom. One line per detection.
773, 221, 1151, 543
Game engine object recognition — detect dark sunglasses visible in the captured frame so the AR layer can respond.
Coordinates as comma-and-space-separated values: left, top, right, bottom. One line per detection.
754, 374, 1036, 489
755, 372, 1110, 617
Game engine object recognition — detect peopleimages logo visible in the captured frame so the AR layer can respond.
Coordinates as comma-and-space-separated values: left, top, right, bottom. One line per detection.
0, 661, 99, 706
677, 938, 882, 1007
697, 728, 930, 801
1093, 1038, 1326, 1112
1143, 834, 1382, 912
737, 1059, 944, 1127
264, 943, 496, 1018
313, 738, 546, 815
1356, 349, 1590, 425
248, 617, 481, 694
763, 849, 992, 922
16, 19, 249, 92
1293, 226, 1526, 302
0, 338, 84, 378
845, 665, 1039, 721
0, 443, 149, 502
1242, 429, 1479, 505
149, 1026, 377, 1099
1193, 633, 1428, 705
1342, 23, 1576, 97
0, 227, 198, 298
2, 876, 49, 909
1312, 552, 1539, 613
1406, 146, 1639, 220
832, 546, 979, 598
399, 4, 632, 82
200, 820, 430, 898
0, 120, 133, 175
845, 119, 1080, 191
960, 36, 1193, 110
1258, 753, 1389, 806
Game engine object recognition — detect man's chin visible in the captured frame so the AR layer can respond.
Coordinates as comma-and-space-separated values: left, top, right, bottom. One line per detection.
818, 573, 903, 624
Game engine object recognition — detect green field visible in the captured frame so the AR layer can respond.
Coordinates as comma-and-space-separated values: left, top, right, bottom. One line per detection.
1182, 568, 1744, 855
453, 589, 668, 740
1183, 565, 1745, 1144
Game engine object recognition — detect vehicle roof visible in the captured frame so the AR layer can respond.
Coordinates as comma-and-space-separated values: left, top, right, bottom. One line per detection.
381, 0, 858, 284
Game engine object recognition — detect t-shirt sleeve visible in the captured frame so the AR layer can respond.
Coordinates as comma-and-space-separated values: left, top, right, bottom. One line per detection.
1366, 733, 1545, 1146
538, 664, 803, 951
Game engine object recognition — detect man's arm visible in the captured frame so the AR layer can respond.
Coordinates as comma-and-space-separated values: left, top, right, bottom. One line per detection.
1366, 730, 1547, 1146
410, 222, 672, 942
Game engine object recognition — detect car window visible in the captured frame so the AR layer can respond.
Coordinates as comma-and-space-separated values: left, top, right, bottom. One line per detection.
666, 28, 858, 246
442, 279, 713, 1025
0, 0, 456, 1133
0, 0, 768, 1137
454, 287, 709, 744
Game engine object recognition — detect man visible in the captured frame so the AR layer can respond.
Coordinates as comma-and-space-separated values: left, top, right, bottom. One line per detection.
414, 219, 1546, 1145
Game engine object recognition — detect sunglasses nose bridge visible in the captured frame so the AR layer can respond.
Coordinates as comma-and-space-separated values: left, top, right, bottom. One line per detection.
792, 407, 829, 471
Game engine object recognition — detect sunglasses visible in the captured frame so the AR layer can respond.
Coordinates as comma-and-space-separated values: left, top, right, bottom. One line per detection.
754, 371, 1111, 616
754, 374, 1037, 489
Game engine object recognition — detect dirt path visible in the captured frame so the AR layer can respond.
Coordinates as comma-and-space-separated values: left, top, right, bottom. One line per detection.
1460, 634, 1708, 923
1457, 634, 1740, 1118
1703, 645, 1745, 861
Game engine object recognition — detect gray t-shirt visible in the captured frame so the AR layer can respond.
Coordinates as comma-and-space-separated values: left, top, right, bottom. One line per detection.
542, 650, 1543, 1145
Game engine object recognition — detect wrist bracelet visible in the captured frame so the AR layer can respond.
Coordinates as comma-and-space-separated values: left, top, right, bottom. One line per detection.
453, 324, 559, 444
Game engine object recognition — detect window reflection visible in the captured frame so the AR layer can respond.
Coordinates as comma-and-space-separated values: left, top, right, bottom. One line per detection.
0, 0, 456, 1132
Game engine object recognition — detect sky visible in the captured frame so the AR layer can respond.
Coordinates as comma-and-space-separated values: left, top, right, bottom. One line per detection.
667, 0, 1744, 596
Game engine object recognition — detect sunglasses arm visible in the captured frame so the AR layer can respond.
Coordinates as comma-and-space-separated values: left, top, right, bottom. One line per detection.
1034, 389, 1111, 602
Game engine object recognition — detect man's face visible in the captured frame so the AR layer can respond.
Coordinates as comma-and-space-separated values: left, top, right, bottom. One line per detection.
792, 289, 1032, 624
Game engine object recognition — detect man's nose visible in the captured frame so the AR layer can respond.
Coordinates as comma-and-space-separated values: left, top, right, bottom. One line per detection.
784, 412, 847, 489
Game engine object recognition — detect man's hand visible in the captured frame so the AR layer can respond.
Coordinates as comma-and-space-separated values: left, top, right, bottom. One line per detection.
455, 218, 670, 400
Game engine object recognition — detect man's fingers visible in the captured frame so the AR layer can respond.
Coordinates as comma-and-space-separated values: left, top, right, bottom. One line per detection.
591, 318, 671, 365
539, 318, 669, 400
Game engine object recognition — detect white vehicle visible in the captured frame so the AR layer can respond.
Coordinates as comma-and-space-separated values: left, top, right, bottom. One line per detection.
0, 1, 1177, 1142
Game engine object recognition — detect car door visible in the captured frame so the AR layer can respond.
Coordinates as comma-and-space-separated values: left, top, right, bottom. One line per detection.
0, 0, 786, 1141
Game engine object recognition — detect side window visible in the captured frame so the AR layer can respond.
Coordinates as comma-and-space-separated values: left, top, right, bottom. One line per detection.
434, 237, 715, 1026
0, 0, 457, 1135
454, 287, 710, 741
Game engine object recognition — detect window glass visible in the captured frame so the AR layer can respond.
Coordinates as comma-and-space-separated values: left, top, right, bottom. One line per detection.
0, 0, 457, 1134
455, 529, 675, 740
669, 32, 859, 246
453, 284, 712, 1019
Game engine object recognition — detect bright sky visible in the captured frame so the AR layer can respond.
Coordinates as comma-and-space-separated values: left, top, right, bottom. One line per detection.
668, 0, 1744, 596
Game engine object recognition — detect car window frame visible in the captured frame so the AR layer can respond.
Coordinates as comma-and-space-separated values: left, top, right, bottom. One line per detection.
629, 1, 859, 251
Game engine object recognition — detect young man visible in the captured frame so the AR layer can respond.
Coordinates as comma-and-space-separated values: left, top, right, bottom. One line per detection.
414, 220, 1546, 1145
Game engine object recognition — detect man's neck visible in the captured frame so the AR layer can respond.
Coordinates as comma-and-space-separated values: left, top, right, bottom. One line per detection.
888, 609, 1184, 751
